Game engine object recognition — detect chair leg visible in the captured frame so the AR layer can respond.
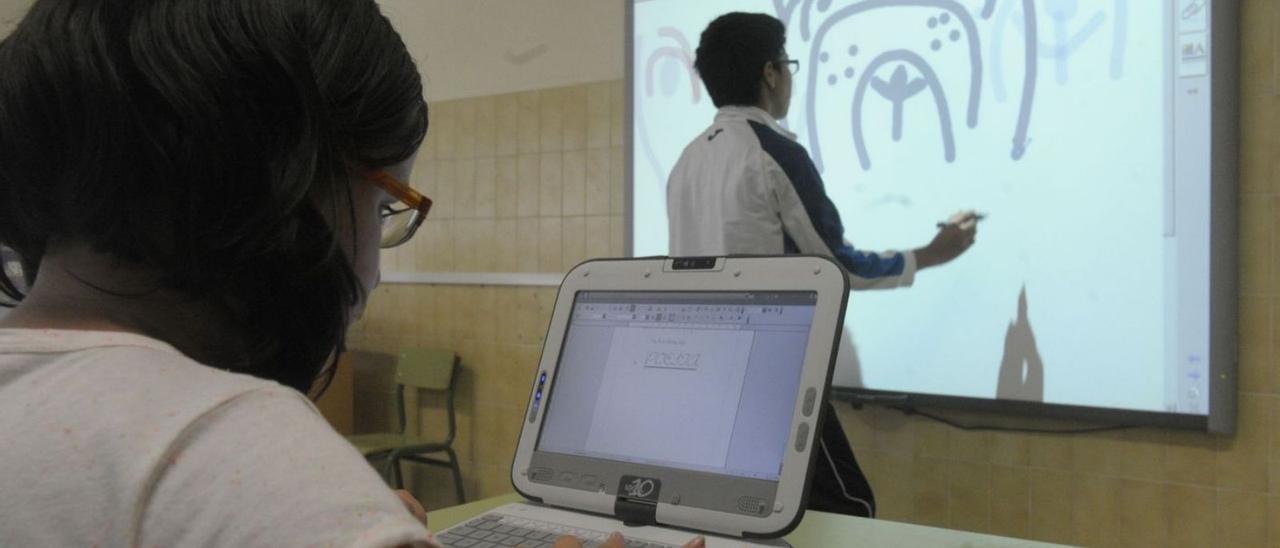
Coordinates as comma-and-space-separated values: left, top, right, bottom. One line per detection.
390, 456, 404, 490
446, 448, 466, 504
380, 454, 401, 489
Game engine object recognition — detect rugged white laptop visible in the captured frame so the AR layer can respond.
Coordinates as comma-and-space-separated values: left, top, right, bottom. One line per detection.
436, 256, 850, 548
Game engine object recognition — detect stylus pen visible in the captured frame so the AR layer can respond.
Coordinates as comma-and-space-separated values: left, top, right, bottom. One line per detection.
936, 213, 986, 229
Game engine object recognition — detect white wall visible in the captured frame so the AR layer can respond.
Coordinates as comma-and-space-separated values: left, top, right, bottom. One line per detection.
380, 0, 624, 101
0, 1, 623, 100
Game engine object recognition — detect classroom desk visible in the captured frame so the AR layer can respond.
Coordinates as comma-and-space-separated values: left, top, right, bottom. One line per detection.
427, 494, 1064, 547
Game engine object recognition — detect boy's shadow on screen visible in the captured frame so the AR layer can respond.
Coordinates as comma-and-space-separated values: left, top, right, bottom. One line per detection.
996, 285, 1044, 402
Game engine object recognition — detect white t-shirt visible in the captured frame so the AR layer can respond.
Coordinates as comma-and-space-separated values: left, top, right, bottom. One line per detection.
0, 328, 439, 548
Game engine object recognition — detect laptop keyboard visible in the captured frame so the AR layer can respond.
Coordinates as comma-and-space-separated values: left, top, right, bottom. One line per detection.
437, 513, 678, 548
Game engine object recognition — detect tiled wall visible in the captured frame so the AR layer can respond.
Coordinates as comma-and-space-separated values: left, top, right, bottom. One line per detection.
352, 3, 1280, 545
378, 81, 627, 275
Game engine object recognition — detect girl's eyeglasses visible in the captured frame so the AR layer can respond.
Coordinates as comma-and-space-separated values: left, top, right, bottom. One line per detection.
363, 169, 432, 249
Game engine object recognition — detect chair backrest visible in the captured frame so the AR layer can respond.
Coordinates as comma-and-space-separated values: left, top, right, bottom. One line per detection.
395, 348, 456, 391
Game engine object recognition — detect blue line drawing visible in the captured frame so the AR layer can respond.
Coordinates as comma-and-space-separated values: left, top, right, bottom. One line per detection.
870, 65, 930, 142
852, 50, 956, 169
636, 29, 701, 202
1110, 0, 1127, 79
772, 0, 805, 26
989, 0, 1038, 160
803, 0, 983, 173
800, 0, 834, 41
643, 27, 699, 102
979, 0, 998, 19
1035, 0, 1106, 85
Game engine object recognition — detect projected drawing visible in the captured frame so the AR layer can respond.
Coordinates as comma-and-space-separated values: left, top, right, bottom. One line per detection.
995, 286, 1044, 401
636, 28, 702, 197
989, 0, 1039, 159
796, 0, 998, 41
854, 50, 957, 168
804, 1, 984, 172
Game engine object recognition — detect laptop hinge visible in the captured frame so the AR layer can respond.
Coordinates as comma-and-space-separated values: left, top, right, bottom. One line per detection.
614, 497, 658, 527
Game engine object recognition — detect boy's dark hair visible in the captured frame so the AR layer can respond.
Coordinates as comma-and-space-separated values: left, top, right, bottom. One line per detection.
0, 0, 428, 394
694, 12, 787, 108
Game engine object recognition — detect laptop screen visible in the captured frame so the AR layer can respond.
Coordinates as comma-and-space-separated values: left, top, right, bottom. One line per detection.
536, 291, 818, 482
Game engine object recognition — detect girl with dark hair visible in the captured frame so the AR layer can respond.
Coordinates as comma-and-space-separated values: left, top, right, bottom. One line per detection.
0, 0, 444, 545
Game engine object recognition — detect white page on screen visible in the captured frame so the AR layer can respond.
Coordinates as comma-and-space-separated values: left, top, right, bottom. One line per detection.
631, 1, 1214, 415
583, 327, 755, 470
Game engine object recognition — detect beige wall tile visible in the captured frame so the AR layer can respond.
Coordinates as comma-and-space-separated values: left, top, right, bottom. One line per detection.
516, 218, 539, 272
562, 150, 586, 216
1028, 469, 1073, 545
947, 461, 992, 534
949, 430, 992, 463
474, 461, 517, 500
873, 408, 915, 456
538, 217, 562, 273
585, 216, 611, 260
989, 465, 1029, 540
495, 93, 519, 156
492, 219, 517, 272
1164, 430, 1218, 487
431, 220, 456, 272
913, 421, 948, 459
1270, 496, 1280, 548
910, 458, 949, 528
454, 220, 476, 272
609, 80, 624, 148
475, 157, 497, 220
495, 156, 518, 219
561, 216, 587, 272
1028, 433, 1074, 471
539, 152, 563, 217
516, 154, 540, 218
1275, 296, 1280, 394
1240, 94, 1278, 194
1241, 0, 1277, 99
434, 159, 456, 220
1216, 393, 1271, 491
1111, 429, 1166, 482
562, 86, 587, 151
1240, 295, 1274, 393
517, 91, 540, 154
1070, 475, 1120, 547
1166, 484, 1215, 548
539, 88, 563, 152
867, 453, 912, 522
472, 287, 497, 344
1217, 490, 1268, 547
434, 102, 457, 160
1241, 195, 1274, 295
455, 158, 476, 219
989, 432, 1031, 467
455, 99, 476, 160
413, 220, 434, 272
609, 215, 625, 257
586, 82, 611, 149
1116, 479, 1167, 548
586, 147, 612, 215
472, 221, 496, 272
609, 147, 626, 215
475, 96, 497, 158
